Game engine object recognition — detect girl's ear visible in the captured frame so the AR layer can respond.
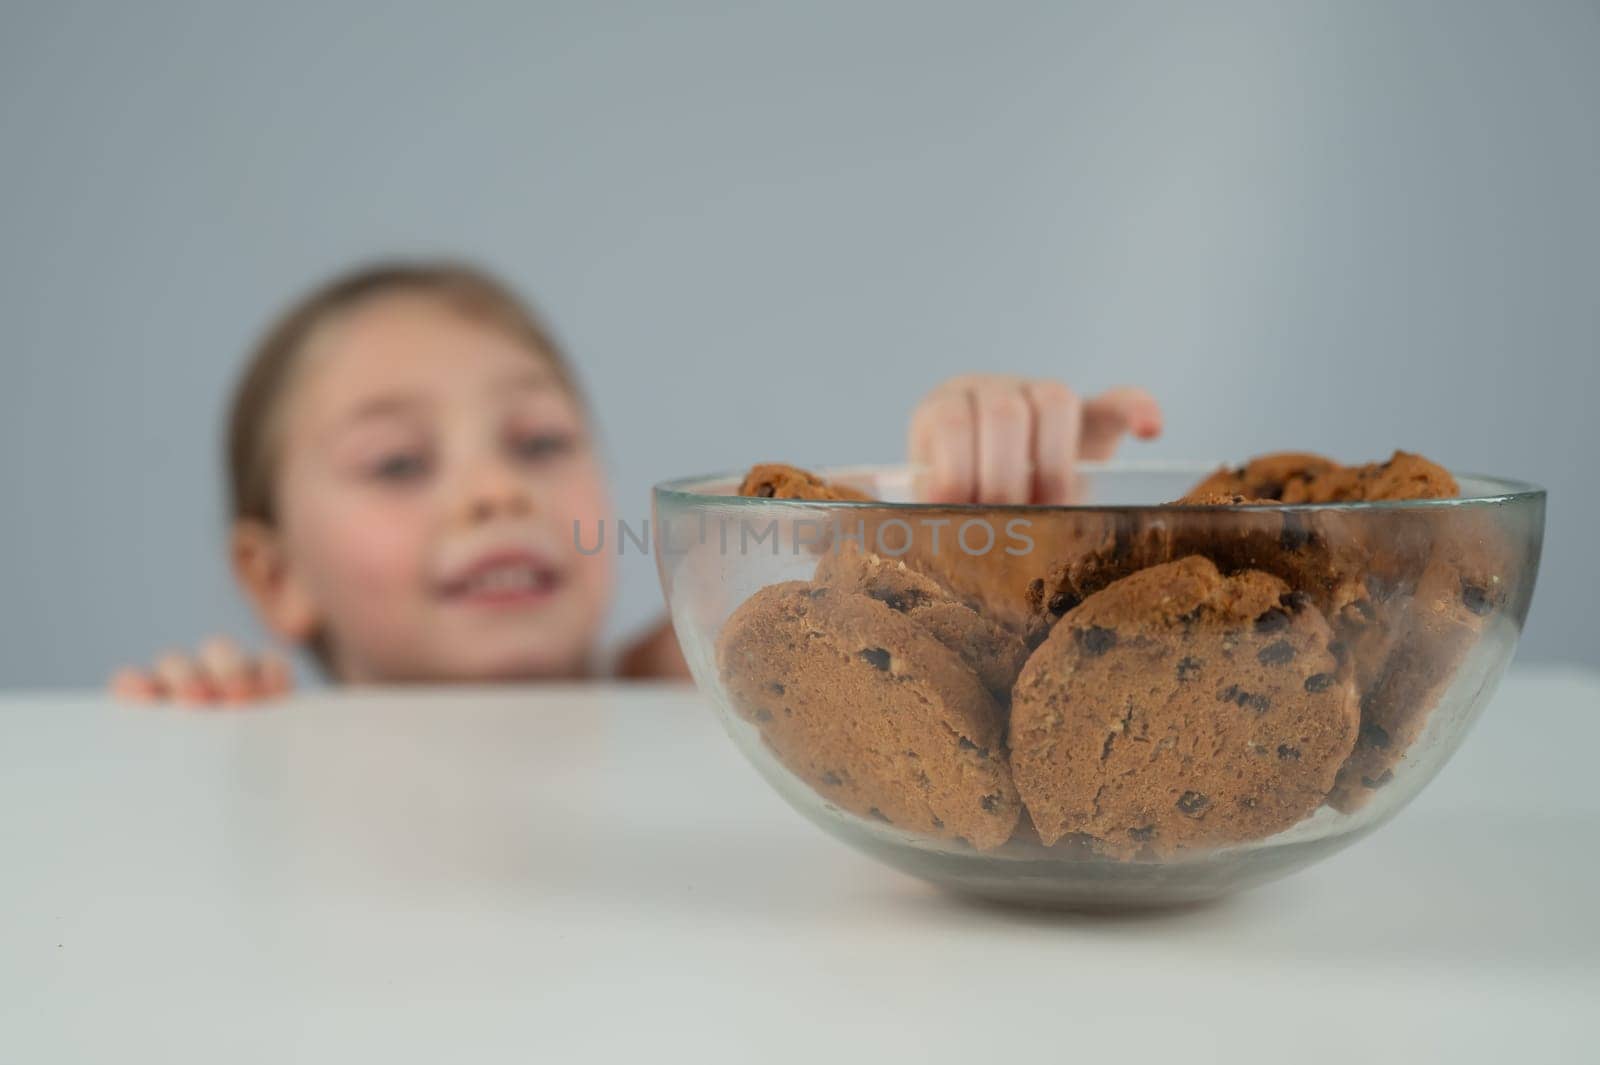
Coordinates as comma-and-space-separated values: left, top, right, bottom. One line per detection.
231, 519, 319, 643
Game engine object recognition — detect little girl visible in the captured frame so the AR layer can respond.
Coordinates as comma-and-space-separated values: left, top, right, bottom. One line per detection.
111, 260, 1161, 703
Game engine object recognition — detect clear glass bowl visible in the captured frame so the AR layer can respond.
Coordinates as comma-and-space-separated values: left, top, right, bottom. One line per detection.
652, 463, 1545, 909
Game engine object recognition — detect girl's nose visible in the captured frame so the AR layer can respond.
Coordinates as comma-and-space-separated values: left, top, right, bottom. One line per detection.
460, 461, 535, 525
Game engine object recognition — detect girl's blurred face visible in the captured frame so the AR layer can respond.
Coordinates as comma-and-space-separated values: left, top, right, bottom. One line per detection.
272, 295, 614, 682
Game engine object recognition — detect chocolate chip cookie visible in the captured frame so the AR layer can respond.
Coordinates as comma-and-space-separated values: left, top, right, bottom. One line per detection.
737, 463, 874, 501
841, 508, 1114, 636
813, 544, 1030, 703
1009, 556, 1359, 858
1325, 515, 1507, 811
1022, 499, 1367, 645
1294, 450, 1459, 504
717, 581, 1021, 849
1023, 512, 1178, 629
1184, 452, 1342, 503
1177, 447, 1452, 505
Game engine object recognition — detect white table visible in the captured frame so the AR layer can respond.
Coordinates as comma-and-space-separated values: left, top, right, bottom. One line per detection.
2, 667, 1597, 1063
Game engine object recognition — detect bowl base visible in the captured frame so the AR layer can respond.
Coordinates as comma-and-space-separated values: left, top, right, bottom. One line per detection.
839, 819, 1379, 911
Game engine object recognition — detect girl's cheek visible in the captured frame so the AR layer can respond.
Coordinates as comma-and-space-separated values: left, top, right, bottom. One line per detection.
296, 492, 433, 606
551, 464, 615, 587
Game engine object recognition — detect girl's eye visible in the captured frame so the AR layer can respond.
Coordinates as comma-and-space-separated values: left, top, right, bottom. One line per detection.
510, 432, 575, 462
370, 452, 431, 482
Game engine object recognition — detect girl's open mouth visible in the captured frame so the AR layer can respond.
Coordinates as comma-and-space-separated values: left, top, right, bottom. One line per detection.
436, 550, 563, 607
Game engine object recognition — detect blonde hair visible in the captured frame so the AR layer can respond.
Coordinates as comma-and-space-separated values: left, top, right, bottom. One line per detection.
226, 259, 582, 526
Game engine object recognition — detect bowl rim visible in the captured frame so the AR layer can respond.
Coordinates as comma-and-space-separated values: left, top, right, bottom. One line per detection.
652, 460, 1547, 513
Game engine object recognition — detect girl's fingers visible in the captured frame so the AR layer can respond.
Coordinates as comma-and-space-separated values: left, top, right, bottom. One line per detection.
909, 389, 977, 504
110, 641, 288, 708
199, 636, 258, 703
1081, 387, 1163, 460
1025, 380, 1084, 505
257, 652, 294, 697
154, 650, 219, 707
109, 666, 161, 703
912, 377, 1162, 504
973, 380, 1033, 504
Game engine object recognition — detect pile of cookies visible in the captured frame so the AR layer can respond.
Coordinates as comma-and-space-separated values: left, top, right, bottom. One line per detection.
716, 454, 1504, 859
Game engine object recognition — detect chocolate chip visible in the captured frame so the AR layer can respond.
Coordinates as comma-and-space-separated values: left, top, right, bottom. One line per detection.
1280, 589, 1312, 612
1176, 791, 1210, 816
768, 682, 785, 695
858, 647, 892, 671
1176, 655, 1203, 680
1360, 770, 1394, 790
1461, 580, 1493, 616
1127, 825, 1156, 842
755, 483, 776, 498
1219, 684, 1272, 712
980, 794, 1001, 813
1277, 744, 1301, 760
820, 771, 843, 787
1327, 640, 1348, 663
1177, 607, 1203, 627
957, 737, 991, 759
1048, 591, 1078, 616
1304, 672, 1336, 693
1076, 625, 1117, 656
1255, 607, 1292, 634
1258, 640, 1295, 666
872, 588, 927, 613
1279, 516, 1311, 552
1359, 721, 1392, 749
867, 807, 891, 822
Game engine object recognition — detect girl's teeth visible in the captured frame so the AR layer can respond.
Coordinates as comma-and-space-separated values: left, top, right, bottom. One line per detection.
463, 565, 549, 594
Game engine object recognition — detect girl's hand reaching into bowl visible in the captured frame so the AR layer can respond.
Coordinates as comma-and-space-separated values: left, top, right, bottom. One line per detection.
909, 376, 1162, 505
109, 637, 294, 707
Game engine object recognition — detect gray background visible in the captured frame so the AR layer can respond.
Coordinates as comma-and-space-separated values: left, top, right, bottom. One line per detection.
2, 0, 1595, 686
